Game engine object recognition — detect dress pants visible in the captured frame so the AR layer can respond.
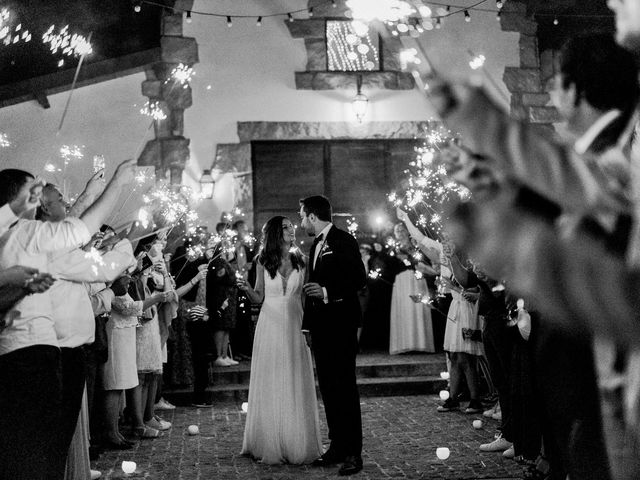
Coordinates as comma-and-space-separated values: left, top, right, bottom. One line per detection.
312, 325, 362, 457
0, 345, 62, 480
532, 320, 611, 480
482, 317, 513, 441
187, 320, 215, 403
51, 347, 88, 479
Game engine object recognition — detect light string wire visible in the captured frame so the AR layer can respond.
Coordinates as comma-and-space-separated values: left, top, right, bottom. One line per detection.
137, 0, 613, 22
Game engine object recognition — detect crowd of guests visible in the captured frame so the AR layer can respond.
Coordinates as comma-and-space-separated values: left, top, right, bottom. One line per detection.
0, 159, 257, 479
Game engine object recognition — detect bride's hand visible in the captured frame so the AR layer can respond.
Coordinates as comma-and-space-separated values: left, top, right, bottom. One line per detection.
236, 278, 250, 291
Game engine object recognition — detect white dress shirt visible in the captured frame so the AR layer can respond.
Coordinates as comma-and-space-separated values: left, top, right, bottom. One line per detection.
0, 203, 18, 236
313, 223, 333, 303
0, 217, 91, 355
48, 240, 136, 348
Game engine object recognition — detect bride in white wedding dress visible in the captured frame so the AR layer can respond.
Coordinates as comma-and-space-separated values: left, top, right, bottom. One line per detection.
237, 216, 322, 465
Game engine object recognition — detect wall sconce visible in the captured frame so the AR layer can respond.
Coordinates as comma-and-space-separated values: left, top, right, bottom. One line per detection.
352, 74, 369, 123
199, 169, 215, 199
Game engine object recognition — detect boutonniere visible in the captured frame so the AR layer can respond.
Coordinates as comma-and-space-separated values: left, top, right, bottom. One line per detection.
319, 241, 333, 256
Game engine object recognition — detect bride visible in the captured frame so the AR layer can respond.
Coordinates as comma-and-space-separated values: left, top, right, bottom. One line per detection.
237, 216, 322, 464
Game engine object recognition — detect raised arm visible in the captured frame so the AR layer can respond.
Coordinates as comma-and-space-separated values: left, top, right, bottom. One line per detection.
67, 169, 106, 218
80, 159, 136, 234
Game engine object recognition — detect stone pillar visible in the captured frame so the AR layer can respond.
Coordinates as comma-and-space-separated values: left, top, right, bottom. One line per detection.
138, 0, 198, 185
500, 1, 559, 131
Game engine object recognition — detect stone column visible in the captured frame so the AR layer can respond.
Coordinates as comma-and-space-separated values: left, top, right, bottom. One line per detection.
500, 1, 559, 131
138, 0, 198, 185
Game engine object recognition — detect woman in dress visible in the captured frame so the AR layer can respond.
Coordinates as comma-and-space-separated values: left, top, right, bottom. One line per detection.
388, 222, 436, 354
237, 216, 322, 464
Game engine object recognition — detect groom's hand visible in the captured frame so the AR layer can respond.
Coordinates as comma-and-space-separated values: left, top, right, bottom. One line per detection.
303, 282, 324, 299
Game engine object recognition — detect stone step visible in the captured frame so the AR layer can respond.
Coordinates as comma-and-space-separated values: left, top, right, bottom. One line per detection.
165, 375, 448, 405
208, 355, 447, 386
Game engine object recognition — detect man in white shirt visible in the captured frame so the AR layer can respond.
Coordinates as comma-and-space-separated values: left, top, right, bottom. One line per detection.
37, 182, 137, 477
0, 160, 135, 480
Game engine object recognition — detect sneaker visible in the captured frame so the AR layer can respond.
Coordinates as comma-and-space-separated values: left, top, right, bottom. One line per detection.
145, 416, 171, 431
465, 400, 484, 414
154, 398, 176, 410
492, 406, 502, 421
503, 445, 515, 458
225, 357, 240, 366
214, 357, 231, 367
437, 399, 460, 412
479, 434, 512, 452
90, 470, 102, 480
483, 403, 499, 418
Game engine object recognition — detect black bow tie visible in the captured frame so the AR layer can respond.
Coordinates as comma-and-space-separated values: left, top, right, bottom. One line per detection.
312, 233, 324, 247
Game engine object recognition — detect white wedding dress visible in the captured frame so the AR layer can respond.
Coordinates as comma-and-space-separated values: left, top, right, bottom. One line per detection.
241, 268, 322, 464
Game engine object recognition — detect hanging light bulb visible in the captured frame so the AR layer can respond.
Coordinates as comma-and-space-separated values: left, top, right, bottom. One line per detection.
256, 16, 262, 26
435, 17, 442, 28
308, 7, 314, 17
186, 10, 192, 23
227, 15, 232, 27
352, 75, 369, 123
496, 10, 501, 21
287, 12, 294, 22
496, 0, 503, 9
553, 17, 558, 25
464, 10, 471, 22
332, 0, 337, 7
133, 0, 142, 13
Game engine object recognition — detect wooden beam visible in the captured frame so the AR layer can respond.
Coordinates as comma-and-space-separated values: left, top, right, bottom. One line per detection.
0, 47, 162, 109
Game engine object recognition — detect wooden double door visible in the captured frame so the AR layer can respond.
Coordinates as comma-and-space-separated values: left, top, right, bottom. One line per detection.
252, 139, 417, 241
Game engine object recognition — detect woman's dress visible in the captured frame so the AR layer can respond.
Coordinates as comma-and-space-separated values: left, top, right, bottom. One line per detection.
241, 268, 322, 464
389, 266, 435, 355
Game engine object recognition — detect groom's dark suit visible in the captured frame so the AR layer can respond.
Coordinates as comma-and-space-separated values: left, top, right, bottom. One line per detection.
303, 225, 366, 458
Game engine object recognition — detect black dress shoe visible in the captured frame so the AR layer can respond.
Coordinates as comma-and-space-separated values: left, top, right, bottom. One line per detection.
311, 449, 345, 467
338, 455, 363, 476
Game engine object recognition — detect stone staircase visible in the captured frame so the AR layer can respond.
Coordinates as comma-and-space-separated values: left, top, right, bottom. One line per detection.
165, 352, 448, 405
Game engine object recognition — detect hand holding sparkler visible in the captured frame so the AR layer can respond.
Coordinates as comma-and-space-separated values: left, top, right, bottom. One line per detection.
9, 177, 46, 219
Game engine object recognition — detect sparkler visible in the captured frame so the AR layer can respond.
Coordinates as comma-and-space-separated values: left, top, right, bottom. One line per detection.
42, 25, 92, 57
166, 63, 194, 89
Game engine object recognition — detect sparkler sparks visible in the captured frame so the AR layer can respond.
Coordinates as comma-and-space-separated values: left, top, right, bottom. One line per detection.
59, 144, 84, 165
140, 100, 167, 121
0, 132, 10, 147
166, 63, 194, 88
42, 25, 92, 58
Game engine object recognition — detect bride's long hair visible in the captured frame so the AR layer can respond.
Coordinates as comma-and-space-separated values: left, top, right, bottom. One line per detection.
258, 215, 305, 279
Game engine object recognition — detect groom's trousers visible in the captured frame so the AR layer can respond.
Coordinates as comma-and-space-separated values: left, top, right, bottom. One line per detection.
312, 324, 362, 457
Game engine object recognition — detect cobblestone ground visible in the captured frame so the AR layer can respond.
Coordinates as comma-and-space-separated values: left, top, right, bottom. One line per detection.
94, 396, 524, 479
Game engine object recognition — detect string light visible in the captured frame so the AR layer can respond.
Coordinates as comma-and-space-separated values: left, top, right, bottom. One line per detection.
186, 10, 192, 23
435, 17, 442, 28
496, 10, 501, 21
332, 0, 337, 7
287, 12, 294, 22
553, 17, 558, 25
133, 1, 142, 13
464, 10, 471, 22
256, 16, 262, 26
308, 7, 314, 17
496, 0, 503, 9
226, 15, 232, 27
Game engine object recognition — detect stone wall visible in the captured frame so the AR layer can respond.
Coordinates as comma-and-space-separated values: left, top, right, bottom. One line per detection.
500, 1, 559, 129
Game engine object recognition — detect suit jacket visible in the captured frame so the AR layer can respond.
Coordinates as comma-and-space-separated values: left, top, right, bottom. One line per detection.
302, 226, 366, 332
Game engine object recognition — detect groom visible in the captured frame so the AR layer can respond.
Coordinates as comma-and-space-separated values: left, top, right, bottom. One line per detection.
300, 195, 366, 476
